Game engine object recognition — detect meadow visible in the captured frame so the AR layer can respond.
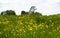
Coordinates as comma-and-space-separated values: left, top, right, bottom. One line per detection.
0, 14, 60, 38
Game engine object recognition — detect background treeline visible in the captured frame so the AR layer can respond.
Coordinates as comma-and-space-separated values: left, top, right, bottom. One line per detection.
0, 6, 42, 16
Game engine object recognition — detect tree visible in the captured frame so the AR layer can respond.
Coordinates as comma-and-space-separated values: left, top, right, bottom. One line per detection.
1, 11, 6, 15
1, 10, 16, 15
21, 11, 26, 15
34, 12, 42, 16
21, 10, 29, 15
29, 6, 37, 14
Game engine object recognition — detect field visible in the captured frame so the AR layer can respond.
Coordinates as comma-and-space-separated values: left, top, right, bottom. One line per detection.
0, 15, 60, 38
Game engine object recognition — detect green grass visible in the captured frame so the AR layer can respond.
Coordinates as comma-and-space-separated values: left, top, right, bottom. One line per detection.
0, 15, 60, 38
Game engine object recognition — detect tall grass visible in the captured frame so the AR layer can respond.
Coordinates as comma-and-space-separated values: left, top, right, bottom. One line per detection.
0, 15, 60, 38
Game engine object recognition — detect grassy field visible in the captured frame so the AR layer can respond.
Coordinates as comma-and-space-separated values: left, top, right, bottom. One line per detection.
0, 15, 60, 38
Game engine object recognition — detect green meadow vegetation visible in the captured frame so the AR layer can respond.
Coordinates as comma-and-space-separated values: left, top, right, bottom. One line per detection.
0, 14, 60, 38
0, 6, 60, 38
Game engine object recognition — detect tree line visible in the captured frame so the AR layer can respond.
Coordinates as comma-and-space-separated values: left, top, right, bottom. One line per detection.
0, 6, 42, 16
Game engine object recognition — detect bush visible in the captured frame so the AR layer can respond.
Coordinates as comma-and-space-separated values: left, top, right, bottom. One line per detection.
1, 10, 16, 15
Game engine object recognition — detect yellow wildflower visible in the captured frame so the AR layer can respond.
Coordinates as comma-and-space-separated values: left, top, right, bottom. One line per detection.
23, 30, 26, 32
20, 22, 23, 24
29, 27, 32, 30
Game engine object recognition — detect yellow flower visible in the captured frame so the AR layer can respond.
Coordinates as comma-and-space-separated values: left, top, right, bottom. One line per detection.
29, 27, 32, 30
23, 30, 26, 32
20, 22, 23, 24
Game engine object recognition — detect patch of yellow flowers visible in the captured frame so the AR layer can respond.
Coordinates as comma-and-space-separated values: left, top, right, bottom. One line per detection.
0, 15, 60, 38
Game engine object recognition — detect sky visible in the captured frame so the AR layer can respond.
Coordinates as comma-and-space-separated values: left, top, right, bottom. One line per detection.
0, 0, 60, 15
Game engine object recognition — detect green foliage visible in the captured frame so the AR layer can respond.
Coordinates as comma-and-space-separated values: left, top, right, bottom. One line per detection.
29, 6, 36, 14
21, 6, 42, 16
21, 10, 28, 15
1, 10, 16, 15
0, 14, 60, 38
34, 12, 42, 16
21, 10, 26, 15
